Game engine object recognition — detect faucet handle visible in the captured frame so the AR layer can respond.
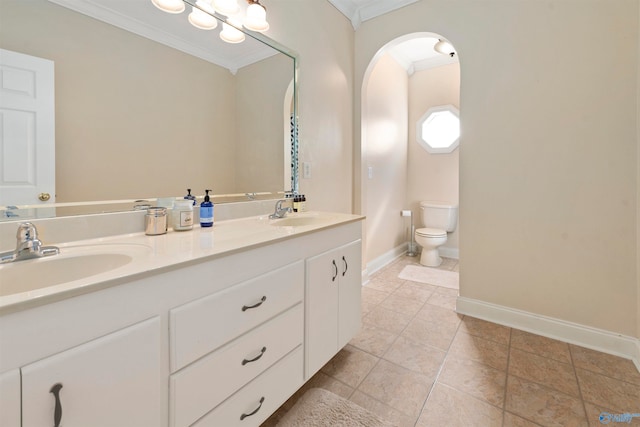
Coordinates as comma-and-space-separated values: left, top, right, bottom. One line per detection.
17, 222, 38, 242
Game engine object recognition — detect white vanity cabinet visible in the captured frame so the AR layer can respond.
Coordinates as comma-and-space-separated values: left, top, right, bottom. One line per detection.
0, 214, 364, 427
21, 317, 161, 427
305, 239, 362, 378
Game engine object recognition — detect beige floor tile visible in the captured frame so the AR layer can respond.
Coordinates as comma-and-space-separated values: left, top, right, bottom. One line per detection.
402, 316, 458, 351
414, 302, 463, 329
378, 293, 425, 316
438, 357, 507, 408
320, 345, 379, 388
361, 299, 377, 316
416, 383, 502, 427
392, 282, 436, 302
357, 359, 433, 418
425, 292, 458, 310
458, 316, 511, 345
505, 376, 588, 427
503, 412, 544, 426
383, 335, 446, 377
511, 329, 572, 364
575, 368, 640, 413
448, 331, 509, 371
349, 322, 398, 357
365, 276, 405, 293
509, 348, 580, 397
363, 306, 414, 334
570, 345, 640, 386
362, 286, 391, 304
349, 391, 417, 427
452, 262, 460, 272
437, 257, 459, 271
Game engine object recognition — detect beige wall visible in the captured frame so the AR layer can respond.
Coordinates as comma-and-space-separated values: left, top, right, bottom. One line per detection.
355, 0, 639, 338
363, 54, 408, 263
235, 54, 292, 192
266, 0, 355, 213
408, 63, 460, 252
637, 2, 640, 340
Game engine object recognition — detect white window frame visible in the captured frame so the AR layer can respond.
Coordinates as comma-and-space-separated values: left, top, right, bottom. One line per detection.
416, 104, 460, 154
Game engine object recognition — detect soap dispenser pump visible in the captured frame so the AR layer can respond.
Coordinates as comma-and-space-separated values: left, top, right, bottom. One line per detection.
184, 188, 196, 205
200, 189, 213, 227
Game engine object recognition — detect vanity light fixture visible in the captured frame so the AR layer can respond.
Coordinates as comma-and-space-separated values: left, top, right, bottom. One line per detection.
434, 39, 456, 57
152, 0, 270, 44
244, 0, 269, 32
188, 0, 218, 30
151, 0, 185, 14
220, 20, 246, 43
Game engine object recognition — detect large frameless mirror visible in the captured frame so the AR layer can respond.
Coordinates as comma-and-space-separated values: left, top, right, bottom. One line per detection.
0, 0, 298, 221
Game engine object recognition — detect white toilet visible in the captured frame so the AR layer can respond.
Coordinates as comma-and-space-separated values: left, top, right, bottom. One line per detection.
415, 201, 458, 267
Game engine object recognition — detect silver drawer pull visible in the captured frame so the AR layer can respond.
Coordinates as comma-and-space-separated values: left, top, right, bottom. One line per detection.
240, 397, 265, 421
242, 347, 267, 365
242, 296, 266, 312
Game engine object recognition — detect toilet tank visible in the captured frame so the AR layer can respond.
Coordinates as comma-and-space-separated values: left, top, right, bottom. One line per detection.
419, 201, 458, 232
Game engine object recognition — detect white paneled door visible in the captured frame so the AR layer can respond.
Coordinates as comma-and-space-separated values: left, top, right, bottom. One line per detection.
0, 48, 55, 206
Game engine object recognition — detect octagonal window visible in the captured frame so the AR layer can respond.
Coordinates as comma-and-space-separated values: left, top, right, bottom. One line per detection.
417, 105, 460, 154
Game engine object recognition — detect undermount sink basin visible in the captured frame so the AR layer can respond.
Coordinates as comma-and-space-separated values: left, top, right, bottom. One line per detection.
270, 215, 328, 227
0, 243, 152, 297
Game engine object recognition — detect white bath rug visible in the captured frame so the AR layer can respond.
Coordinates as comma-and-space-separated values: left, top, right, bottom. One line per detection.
398, 264, 459, 290
276, 388, 397, 427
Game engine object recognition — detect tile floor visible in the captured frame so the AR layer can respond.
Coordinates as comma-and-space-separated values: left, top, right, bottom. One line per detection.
263, 256, 640, 427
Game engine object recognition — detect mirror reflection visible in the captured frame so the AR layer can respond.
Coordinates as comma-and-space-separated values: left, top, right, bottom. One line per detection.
0, 0, 297, 220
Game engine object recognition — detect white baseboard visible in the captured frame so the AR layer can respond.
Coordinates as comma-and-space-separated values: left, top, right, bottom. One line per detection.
365, 243, 407, 278
457, 297, 640, 372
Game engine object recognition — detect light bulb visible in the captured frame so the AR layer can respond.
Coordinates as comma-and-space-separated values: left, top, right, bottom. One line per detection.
434, 39, 455, 56
188, 2, 218, 30
220, 21, 245, 43
244, 2, 269, 32
212, 0, 239, 15
150, 0, 185, 14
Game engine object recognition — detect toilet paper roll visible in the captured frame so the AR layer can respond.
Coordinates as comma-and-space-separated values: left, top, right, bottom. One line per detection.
401, 210, 412, 217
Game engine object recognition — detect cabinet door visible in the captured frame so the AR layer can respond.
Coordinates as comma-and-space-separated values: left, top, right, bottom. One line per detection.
0, 369, 20, 427
305, 248, 339, 378
337, 240, 362, 349
21, 317, 161, 427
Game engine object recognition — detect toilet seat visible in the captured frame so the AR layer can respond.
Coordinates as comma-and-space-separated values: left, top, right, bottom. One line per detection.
416, 227, 446, 238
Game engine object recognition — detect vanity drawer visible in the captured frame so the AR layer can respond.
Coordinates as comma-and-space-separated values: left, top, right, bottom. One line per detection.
192, 346, 304, 427
170, 260, 303, 371
170, 304, 303, 427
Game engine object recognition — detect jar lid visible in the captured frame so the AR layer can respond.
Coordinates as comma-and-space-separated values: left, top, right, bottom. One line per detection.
147, 207, 167, 216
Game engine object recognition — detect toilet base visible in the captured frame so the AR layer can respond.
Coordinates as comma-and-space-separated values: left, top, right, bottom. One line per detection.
420, 248, 442, 267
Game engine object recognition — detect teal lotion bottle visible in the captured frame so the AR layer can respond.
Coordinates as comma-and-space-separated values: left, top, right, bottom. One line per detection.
200, 189, 213, 227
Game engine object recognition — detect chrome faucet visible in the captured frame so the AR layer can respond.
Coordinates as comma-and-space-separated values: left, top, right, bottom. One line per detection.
269, 200, 292, 219
0, 222, 59, 264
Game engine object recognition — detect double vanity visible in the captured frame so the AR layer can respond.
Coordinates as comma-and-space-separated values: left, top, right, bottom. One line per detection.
0, 210, 364, 427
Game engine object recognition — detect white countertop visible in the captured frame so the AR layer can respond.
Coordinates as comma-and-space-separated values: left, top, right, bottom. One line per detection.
0, 212, 364, 314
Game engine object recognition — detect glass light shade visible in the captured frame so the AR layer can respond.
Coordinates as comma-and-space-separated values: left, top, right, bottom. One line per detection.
150, 0, 185, 14
188, 4, 218, 30
243, 3, 269, 32
220, 21, 245, 43
212, 0, 239, 15
434, 39, 455, 56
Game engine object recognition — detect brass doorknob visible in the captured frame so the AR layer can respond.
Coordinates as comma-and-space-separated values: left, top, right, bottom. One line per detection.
38, 192, 51, 201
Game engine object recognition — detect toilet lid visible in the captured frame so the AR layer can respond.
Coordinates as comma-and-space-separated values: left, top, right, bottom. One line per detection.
416, 227, 446, 237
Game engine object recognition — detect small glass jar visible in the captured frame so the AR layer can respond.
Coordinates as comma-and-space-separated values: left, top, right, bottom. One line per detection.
145, 207, 168, 236
172, 200, 194, 231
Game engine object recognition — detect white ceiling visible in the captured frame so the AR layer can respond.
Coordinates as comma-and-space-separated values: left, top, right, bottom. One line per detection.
327, 0, 419, 29
327, 0, 458, 73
